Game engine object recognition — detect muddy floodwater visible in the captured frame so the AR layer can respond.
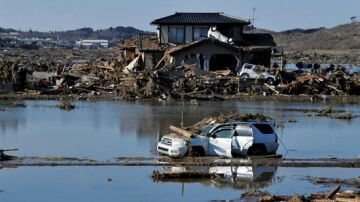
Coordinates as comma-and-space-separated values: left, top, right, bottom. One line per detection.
0, 100, 359, 201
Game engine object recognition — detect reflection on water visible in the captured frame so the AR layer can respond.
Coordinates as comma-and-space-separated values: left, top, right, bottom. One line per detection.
0, 100, 359, 159
0, 166, 358, 202
158, 166, 278, 190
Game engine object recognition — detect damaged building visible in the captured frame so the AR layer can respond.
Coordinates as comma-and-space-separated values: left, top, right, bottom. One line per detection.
120, 12, 277, 72
151, 12, 276, 71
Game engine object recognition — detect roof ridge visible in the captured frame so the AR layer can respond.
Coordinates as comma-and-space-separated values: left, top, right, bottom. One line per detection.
220, 13, 250, 23
175, 12, 222, 14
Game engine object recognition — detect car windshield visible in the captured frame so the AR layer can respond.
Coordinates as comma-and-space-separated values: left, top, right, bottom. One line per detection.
253, 124, 274, 134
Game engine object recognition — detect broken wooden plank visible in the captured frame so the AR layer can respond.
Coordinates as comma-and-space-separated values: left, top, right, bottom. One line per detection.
264, 83, 280, 95
169, 125, 193, 139
326, 185, 341, 200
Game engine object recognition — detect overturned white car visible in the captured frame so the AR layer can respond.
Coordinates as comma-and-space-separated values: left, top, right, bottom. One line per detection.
239, 63, 277, 85
157, 121, 279, 158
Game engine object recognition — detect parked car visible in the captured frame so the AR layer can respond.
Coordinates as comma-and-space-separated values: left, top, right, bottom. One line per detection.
239, 63, 277, 85
157, 121, 279, 158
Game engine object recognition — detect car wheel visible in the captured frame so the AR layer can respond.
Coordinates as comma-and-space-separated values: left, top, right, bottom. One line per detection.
189, 147, 205, 157
266, 78, 275, 85
247, 145, 267, 156
240, 73, 249, 79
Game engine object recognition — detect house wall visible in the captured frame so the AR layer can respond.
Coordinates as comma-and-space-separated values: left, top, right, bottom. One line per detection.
159, 24, 244, 45
142, 51, 165, 69
171, 43, 242, 71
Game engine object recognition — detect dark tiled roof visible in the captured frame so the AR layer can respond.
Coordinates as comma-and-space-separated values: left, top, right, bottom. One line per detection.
152, 12, 250, 25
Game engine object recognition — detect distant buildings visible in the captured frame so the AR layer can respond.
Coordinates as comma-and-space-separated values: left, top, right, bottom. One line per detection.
0, 31, 110, 49
75, 39, 109, 48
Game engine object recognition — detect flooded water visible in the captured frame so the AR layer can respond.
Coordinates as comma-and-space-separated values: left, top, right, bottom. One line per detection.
1, 100, 359, 159
0, 166, 358, 202
0, 100, 359, 201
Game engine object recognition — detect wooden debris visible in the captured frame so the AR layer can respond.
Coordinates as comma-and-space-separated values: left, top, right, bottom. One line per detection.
326, 185, 341, 200
169, 125, 193, 139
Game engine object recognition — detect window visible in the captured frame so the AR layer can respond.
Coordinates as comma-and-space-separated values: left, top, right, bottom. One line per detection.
193, 27, 209, 41
253, 124, 274, 134
213, 129, 233, 139
168, 27, 185, 44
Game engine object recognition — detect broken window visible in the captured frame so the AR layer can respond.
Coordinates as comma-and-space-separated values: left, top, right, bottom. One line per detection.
193, 27, 209, 41
209, 54, 238, 72
168, 27, 185, 44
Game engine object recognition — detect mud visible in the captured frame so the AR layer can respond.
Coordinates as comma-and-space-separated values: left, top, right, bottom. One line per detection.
0, 156, 359, 168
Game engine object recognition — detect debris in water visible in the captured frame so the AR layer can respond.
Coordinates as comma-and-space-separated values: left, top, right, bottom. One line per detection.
315, 105, 353, 120
11, 100, 26, 108
57, 101, 76, 111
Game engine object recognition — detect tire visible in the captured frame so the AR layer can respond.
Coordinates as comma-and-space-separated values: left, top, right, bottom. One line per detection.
247, 145, 267, 156
266, 78, 275, 85
240, 73, 249, 79
189, 147, 205, 157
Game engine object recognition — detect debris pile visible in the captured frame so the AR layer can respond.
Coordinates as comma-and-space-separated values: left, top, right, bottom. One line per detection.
278, 68, 360, 95
240, 188, 360, 202
181, 113, 271, 135
1, 46, 360, 100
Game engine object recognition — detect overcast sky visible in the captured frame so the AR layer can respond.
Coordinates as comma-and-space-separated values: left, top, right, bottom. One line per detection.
0, 0, 359, 32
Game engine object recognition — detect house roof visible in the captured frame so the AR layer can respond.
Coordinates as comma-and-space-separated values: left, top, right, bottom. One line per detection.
168, 38, 241, 56
151, 12, 250, 25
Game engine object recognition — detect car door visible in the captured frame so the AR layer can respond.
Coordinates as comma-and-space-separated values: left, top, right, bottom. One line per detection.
235, 124, 254, 153
208, 128, 233, 157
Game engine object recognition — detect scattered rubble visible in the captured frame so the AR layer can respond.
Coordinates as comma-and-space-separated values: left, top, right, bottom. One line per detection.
239, 188, 360, 202
1, 46, 360, 101
301, 176, 360, 188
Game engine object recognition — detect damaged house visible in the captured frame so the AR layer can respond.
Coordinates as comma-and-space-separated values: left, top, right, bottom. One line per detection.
151, 12, 276, 71
120, 12, 276, 73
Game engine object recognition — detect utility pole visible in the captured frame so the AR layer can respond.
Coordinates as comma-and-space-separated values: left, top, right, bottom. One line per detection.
252, 7, 256, 32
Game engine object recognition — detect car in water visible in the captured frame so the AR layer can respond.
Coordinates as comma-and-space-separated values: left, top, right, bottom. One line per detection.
239, 63, 277, 85
157, 121, 279, 158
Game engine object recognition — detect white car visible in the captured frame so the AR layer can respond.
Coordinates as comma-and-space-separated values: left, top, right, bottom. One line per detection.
239, 63, 277, 85
157, 121, 279, 158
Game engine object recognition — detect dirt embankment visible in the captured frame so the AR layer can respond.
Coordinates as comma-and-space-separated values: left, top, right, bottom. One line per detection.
273, 22, 360, 51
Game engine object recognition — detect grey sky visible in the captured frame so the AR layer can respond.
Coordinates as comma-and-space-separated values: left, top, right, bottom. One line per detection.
0, 0, 359, 32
